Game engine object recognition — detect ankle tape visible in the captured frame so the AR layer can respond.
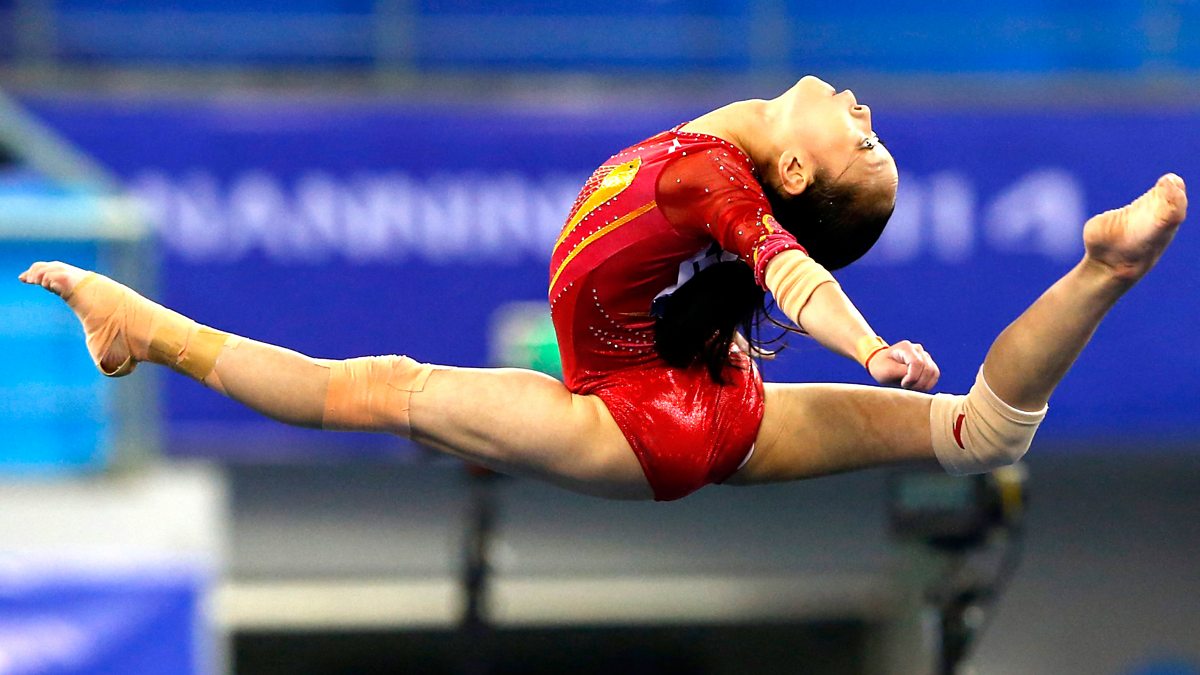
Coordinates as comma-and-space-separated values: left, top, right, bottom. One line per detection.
66, 272, 231, 381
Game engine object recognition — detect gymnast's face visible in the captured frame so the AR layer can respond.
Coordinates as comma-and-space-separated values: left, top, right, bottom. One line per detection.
773, 75, 899, 207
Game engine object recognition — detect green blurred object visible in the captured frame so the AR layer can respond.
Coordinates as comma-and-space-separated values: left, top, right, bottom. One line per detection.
489, 301, 563, 378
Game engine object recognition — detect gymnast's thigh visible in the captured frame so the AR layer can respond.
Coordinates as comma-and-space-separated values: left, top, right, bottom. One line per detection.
408, 366, 653, 500
726, 382, 939, 485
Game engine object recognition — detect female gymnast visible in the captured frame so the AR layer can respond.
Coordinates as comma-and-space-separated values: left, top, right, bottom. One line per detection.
19, 76, 1186, 501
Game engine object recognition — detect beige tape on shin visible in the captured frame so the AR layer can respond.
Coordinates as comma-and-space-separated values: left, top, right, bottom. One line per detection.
929, 368, 1048, 476
65, 272, 232, 383
321, 356, 437, 436
200, 335, 243, 396
763, 249, 838, 328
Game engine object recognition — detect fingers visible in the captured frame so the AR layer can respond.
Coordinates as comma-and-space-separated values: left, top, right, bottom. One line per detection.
866, 340, 939, 391
891, 341, 940, 392
898, 349, 921, 389
913, 349, 940, 391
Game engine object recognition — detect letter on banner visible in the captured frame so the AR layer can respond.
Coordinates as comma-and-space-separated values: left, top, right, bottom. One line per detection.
928, 172, 975, 263
985, 169, 1085, 260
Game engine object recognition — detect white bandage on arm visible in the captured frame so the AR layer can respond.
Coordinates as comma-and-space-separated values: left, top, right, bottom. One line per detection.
929, 368, 1048, 475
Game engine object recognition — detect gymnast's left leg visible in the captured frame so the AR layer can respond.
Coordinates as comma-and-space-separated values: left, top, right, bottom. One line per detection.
18, 262, 652, 500
730, 173, 1187, 484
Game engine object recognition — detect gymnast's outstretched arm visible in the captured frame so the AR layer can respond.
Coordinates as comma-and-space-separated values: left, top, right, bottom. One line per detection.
729, 174, 1186, 484
763, 249, 940, 391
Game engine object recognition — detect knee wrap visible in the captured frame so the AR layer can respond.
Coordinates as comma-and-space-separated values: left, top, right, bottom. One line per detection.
322, 356, 437, 436
929, 369, 1047, 475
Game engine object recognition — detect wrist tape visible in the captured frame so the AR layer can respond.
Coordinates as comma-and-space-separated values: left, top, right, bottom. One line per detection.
855, 335, 889, 369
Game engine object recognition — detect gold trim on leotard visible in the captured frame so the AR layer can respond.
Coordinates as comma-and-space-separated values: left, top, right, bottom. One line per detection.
550, 200, 657, 291
553, 158, 642, 252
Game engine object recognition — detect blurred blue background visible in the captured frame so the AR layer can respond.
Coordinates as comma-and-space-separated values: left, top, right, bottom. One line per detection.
1, 2, 1198, 675
1, 0, 1198, 73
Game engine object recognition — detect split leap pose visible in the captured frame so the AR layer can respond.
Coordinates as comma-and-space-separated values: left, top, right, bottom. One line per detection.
20, 76, 1186, 501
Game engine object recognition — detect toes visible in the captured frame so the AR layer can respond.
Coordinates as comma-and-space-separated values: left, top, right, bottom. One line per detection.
1160, 173, 1185, 192
22, 261, 55, 281
40, 275, 61, 295
1152, 174, 1188, 221
17, 260, 87, 296
19, 261, 76, 296
18, 263, 45, 285
1157, 174, 1186, 202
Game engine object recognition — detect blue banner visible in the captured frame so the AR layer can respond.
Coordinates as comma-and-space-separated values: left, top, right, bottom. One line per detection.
0, 560, 206, 675
18, 94, 1200, 457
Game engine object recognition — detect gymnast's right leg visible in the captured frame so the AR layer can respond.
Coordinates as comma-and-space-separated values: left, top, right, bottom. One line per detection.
18, 263, 652, 500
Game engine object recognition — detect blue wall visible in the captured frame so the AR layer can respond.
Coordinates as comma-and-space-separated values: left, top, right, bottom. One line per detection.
6, 1, 1199, 74
19, 94, 1200, 459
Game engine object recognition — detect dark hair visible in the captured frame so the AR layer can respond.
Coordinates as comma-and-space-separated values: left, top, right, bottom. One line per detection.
653, 174, 895, 383
767, 173, 895, 272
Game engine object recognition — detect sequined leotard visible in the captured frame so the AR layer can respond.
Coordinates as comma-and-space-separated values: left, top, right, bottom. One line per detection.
549, 125, 806, 501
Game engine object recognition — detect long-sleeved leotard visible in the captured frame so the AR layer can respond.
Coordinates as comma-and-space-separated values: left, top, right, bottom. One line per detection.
549, 125, 806, 500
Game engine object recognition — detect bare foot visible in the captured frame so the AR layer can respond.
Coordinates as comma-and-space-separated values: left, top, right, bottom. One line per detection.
17, 260, 90, 298
1083, 173, 1187, 283
18, 261, 133, 374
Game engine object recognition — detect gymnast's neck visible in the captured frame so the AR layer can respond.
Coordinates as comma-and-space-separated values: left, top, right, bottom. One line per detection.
676, 97, 795, 180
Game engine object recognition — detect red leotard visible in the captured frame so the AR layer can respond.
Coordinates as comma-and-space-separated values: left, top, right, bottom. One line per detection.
549, 125, 806, 501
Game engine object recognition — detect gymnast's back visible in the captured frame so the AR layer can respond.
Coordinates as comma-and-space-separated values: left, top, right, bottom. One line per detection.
548, 125, 798, 394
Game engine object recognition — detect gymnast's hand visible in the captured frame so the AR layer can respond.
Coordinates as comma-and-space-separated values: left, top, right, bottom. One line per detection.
867, 340, 940, 392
